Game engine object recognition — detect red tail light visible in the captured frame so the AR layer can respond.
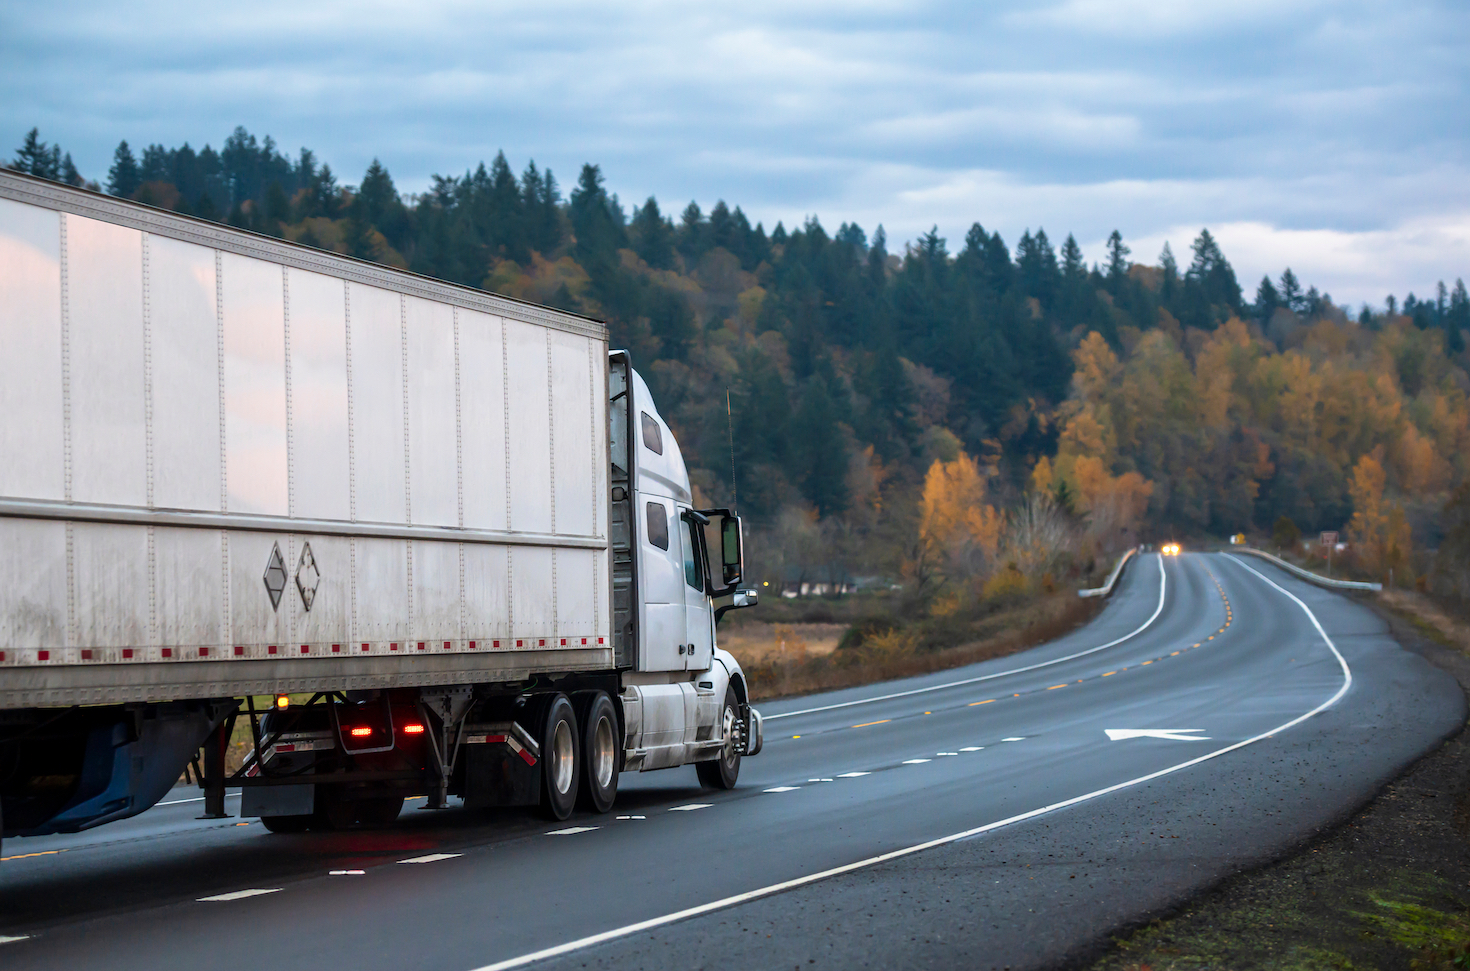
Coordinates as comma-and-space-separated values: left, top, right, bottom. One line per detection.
350, 727, 372, 738
403, 724, 425, 735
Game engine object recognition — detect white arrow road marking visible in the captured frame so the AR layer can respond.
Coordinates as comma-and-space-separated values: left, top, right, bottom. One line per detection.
198, 888, 281, 902
465, 554, 1352, 971
546, 827, 598, 835
397, 853, 462, 864
1105, 729, 1212, 741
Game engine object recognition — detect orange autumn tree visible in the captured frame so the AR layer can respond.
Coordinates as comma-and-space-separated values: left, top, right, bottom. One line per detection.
916, 451, 1002, 587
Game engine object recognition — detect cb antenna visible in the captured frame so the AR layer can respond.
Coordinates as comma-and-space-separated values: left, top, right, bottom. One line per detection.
726, 388, 737, 513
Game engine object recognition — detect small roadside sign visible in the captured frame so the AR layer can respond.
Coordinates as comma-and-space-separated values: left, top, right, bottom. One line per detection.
1319, 530, 1338, 547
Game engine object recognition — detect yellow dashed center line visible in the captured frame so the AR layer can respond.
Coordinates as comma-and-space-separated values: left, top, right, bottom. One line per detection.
851, 719, 891, 728
0, 849, 65, 862
968, 699, 995, 706
1047, 684, 1068, 690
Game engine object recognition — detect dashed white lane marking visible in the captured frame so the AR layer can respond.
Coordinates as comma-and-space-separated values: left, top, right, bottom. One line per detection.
764, 786, 800, 793
668, 804, 712, 812
1002, 737, 1025, 742
766, 554, 1168, 722
198, 888, 281, 902
902, 758, 932, 764
329, 870, 366, 876
937, 752, 959, 756
397, 853, 462, 864
807, 778, 834, 782
0, 935, 30, 944
467, 554, 1351, 971
836, 771, 870, 778
546, 827, 598, 835
615, 815, 647, 820
960, 746, 984, 752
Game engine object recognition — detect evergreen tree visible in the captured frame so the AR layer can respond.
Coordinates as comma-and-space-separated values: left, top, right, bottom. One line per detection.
60, 152, 83, 186
631, 197, 675, 269
1105, 230, 1130, 285
107, 140, 141, 197
1279, 268, 1304, 314
11, 128, 61, 180
1255, 275, 1280, 320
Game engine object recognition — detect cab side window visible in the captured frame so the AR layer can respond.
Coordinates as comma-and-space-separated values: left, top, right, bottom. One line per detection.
645, 501, 669, 550
683, 519, 704, 592
640, 411, 663, 455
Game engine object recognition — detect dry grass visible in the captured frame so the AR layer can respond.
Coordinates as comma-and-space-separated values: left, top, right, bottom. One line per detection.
720, 622, 848, 665
737, 593, 1100, 702
1377, 589, 1470, 654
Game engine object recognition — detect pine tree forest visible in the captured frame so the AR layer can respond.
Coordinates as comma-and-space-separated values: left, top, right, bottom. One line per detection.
12, 126, 1470, 603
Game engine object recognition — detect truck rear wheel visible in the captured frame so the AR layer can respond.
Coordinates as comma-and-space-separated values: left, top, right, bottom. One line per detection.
577, 692, 619, 814
696, 690, 742, 790
539, 695, 580, 821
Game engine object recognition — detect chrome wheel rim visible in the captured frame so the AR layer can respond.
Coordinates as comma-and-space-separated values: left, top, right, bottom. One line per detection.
592, 714, 616, 790
550, 718, 575, 795
721, 704, 739, 769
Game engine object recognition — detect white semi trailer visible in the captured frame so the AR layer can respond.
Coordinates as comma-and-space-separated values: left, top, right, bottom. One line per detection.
0, 169, 761, 847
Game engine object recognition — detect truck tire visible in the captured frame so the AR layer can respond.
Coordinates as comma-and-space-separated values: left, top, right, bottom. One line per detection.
539, 694, 580, 821
577, 692, 619, 814
355, 795, 405, 826
259, 814, 311, 834
696, 690, 742, 790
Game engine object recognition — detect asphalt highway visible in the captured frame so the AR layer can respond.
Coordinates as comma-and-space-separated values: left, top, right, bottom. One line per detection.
0, 552, 1462, 970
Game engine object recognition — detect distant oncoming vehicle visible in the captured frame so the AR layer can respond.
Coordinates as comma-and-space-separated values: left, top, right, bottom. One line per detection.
1162, 543, 1182, 556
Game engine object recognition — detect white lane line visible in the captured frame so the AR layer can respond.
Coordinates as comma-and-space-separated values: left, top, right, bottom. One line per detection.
198, 888, 281, 902
767, 554, 1167, 721
960, 746, 984, 752
902, 758, 932, 764
465, 554, 1351, 971
329, 870, 366, 876
397, 853, 462, 864
937, 752, 959, 756
763, 786, 800, 793
546, 827, 599, 835
1002, 737, 1025, 742
0, 935, 30, 944
668, 804, 712, 812
836, 771, 870, 778
157, 793, 242, 807
807, 778, 835, 782
615, 815, 647, 820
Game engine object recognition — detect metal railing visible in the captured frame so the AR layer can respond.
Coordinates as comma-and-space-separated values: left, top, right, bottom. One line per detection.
1079, 547, 1138, 598
1234, 546, 1382, 591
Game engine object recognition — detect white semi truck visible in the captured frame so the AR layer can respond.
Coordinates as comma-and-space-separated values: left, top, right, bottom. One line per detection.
0, 169, 761, 847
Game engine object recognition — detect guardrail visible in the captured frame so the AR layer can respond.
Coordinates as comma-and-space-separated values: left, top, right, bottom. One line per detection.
1234, 546, 1382, 591
1079, 547, 1137, 598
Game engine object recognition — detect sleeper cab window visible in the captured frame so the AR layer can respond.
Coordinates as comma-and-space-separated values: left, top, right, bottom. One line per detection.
646, 501, 669, 550
640, 411, 663, 455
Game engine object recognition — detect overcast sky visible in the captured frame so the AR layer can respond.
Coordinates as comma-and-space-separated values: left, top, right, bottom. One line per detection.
3, 0, 1466, 306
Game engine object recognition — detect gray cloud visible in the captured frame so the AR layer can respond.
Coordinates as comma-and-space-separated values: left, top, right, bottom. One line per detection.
2, 0, 1465, 303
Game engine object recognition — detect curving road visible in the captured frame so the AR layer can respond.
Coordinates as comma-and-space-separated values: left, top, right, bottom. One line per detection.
0, 553, 1462, 970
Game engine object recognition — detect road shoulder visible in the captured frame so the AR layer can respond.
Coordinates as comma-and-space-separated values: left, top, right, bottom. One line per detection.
1088, 595, 1470, 971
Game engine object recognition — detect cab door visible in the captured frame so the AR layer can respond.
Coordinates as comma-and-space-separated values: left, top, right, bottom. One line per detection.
639, 497, 685, 672
679, 508, 714, 671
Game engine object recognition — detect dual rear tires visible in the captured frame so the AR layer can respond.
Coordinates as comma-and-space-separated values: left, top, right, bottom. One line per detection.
539, 691, 620, 821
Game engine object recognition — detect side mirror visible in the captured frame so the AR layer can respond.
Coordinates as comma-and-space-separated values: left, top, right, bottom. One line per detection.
714, 587, 758, 623
696, 508, 743, 598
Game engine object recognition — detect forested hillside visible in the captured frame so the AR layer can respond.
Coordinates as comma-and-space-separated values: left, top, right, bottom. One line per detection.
11, 126, 1470, 595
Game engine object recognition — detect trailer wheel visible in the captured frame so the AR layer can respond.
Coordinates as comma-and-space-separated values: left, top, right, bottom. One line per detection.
355, 795, 405, 826
577, 692, 619, 814
259, 814, 312, 834
696, 690, 742, 790
539, 694, 579, 821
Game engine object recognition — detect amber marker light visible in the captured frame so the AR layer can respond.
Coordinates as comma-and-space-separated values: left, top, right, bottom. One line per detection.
275, 694, 290, 709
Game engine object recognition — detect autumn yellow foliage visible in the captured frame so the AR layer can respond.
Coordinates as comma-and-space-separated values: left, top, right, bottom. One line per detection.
918, 451, 1002, 582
